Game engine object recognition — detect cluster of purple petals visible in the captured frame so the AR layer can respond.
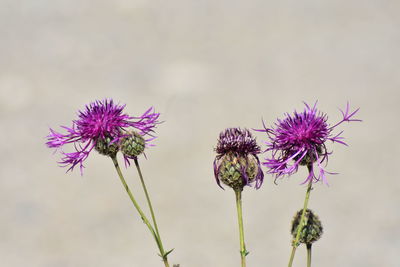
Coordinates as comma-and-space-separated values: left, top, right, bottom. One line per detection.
214, 128, 264, 189
257, 102, 360, 184
46, 99, 160, 174
216, 128, 261, 156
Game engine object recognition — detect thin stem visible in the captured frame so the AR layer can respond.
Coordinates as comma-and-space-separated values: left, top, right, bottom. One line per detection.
307, 244, 312, 267
288, 165, 314, 267
111, 156, 169, 267
288, 247, 296, 267
235, 190, 247, 267
134, 158, 170, 266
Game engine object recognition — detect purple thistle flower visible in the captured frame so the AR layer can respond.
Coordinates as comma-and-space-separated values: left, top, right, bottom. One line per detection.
46, 99, 160, 174
214, 128, 264, 190
257, 102, 361, 184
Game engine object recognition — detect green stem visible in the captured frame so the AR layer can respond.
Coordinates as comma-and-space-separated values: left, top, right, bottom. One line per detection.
134, 158, 170, 266
111, 156, 169, 267
307, 244, 312, 267
288, 165, 314, 267
235, 190, 247, 267
288, 246, 296, 267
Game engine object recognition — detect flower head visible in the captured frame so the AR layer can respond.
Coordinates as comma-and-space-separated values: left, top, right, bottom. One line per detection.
291, 209, 323, 246
46, 99, 160, 174
257, 102, 360, 184
213, 128, 264, 190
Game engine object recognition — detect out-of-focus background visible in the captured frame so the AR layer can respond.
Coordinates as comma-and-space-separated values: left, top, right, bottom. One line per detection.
0, 1, 398, 266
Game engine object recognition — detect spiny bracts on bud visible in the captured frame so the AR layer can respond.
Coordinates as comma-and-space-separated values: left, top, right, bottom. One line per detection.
95, 136, 119, 157
214, 128, 264, 190
291, 209, 323, 246
120, 131, 146, 158
218, 152, 260, 191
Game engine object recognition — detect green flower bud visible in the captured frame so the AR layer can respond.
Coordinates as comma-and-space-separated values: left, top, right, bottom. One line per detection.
291, 209, 323, 246
217, 152, 259, 191
95, 136, 119, 157
297, 145, 324, 166
120, 131, 146, 158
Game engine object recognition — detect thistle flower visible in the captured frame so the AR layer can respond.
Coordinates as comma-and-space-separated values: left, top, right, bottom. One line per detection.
213, 128, 264, 191
46, 99, 160, 173
257, 102, 360, 184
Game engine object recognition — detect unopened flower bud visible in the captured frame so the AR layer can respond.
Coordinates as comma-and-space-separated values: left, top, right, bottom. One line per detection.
291, 209, 323, 246
120, 131, 146, 158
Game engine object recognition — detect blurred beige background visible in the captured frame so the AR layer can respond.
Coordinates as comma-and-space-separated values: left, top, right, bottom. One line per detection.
0, 1, 399, 266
